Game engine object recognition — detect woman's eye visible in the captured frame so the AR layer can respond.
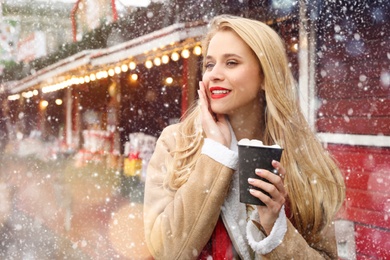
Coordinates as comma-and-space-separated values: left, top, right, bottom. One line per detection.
205, 63, 214, 70
226, 60, 238, 66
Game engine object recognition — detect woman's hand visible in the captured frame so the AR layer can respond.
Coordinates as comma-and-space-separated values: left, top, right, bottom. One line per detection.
198, 81, 231, 147
248, 160, 288, 235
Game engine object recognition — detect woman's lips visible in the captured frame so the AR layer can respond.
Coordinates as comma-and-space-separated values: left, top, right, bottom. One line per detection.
209, 86, 231, 99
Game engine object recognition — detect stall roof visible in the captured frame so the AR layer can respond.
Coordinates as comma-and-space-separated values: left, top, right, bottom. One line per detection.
90, 21, 207, 67
7, 50, 97, 94
5, 20, 207, 95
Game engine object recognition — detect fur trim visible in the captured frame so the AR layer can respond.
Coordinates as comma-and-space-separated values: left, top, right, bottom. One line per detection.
201, 138, 238, 170
246, 205, 287, 255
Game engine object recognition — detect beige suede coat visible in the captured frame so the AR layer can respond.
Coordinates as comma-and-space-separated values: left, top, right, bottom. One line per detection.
143, 123, 339, 260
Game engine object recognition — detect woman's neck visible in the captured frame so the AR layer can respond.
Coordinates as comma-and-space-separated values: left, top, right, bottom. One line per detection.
229, 109, 265, 142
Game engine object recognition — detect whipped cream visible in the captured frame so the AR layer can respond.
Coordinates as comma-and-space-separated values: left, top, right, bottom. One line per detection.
237, 138, 281, 149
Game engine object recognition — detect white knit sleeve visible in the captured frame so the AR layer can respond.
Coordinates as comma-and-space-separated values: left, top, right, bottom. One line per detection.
246, 205, 287, 255
201, 138, 238, 170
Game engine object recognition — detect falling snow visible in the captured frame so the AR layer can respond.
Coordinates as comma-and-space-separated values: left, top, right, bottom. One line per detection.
0, 0, 389, 259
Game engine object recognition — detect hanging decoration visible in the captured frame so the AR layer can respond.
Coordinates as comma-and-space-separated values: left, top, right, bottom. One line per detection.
8, 41, 203, 102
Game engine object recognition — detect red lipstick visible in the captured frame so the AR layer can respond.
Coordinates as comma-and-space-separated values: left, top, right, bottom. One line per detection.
209, 86, 231, 99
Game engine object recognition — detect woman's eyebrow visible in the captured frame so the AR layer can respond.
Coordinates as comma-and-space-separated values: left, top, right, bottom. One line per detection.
205, 53, 243, 60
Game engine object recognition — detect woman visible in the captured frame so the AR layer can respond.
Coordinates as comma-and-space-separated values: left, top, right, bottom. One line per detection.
144, 15, 345, 259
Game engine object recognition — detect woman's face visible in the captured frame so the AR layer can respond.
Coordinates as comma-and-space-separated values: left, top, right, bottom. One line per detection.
202, 30, 263, 116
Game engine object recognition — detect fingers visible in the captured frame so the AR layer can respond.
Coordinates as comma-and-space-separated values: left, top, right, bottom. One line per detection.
197, 81, 231, 147
248, 162, 287, 207
272, 160, 286, 180
198, 82, 208, 114
215, 113, 227, 124
198, 82, 215, 121
251, 170, 286, 202
198, 81, 213, 126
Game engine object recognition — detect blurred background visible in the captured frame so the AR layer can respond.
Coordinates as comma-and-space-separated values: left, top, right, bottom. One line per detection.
0, 0, 389, 259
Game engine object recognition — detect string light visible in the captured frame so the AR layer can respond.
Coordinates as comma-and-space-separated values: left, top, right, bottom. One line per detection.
193, 46, 202, 56
55, 99, 63, 105
145, 60, 153, 69
130, 74, 138, 81
181, 49, 190, 59
165, 77, 173, 85
22, 91, 34, 99
171, 52, 179, 61
8, 42, 203, 98
96, 72, 102, 80
40, 100, 48, 110
8, 94, 20, 101
121, 64, 128, 72
129, 61, 136, 70
161, 54, 169, 64
153, 57, 161, 66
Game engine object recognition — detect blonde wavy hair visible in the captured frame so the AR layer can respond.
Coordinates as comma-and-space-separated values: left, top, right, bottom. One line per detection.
164, 15, 345, 242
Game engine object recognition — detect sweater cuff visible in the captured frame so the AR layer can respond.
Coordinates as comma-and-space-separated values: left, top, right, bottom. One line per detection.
201, 138, 238, 170
246, 205, 287, 255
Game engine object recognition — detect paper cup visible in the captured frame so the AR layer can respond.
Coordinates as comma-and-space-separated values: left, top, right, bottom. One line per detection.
238, 144, 283, 206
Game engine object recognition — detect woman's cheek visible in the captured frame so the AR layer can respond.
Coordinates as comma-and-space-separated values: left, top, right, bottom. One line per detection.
202, 74, 208, 84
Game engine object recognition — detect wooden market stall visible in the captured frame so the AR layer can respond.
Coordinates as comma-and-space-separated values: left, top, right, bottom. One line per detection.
3, 21, 207, 171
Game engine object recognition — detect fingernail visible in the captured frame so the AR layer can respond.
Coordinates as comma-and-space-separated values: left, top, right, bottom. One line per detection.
272, 160, 280, 165
248, 178, 255, 184
255, 169, 262, 174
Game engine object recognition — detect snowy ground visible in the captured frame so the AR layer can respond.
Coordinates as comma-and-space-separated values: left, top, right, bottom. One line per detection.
0, 155, 151, 259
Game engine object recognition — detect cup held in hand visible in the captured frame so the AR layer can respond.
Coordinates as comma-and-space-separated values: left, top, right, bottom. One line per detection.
238, 139, 283, 206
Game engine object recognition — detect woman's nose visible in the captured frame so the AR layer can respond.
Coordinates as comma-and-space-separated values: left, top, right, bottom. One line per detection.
207, 64, 224, 81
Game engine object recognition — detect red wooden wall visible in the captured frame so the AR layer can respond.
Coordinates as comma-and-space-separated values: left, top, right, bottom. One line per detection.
316, 1, 390, 136
315, 1, 390, 259
330, 144, 390, 259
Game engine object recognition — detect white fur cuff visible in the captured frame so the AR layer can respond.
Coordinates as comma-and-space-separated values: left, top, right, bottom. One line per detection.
246, 205, 287, 255
201, 138, 238, 170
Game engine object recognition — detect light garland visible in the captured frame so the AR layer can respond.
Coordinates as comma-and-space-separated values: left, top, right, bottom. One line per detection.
8, 94, 21, 101
8, 43, 203, 99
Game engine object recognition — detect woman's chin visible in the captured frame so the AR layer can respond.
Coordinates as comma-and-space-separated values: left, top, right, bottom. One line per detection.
210, 105, 229, 115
